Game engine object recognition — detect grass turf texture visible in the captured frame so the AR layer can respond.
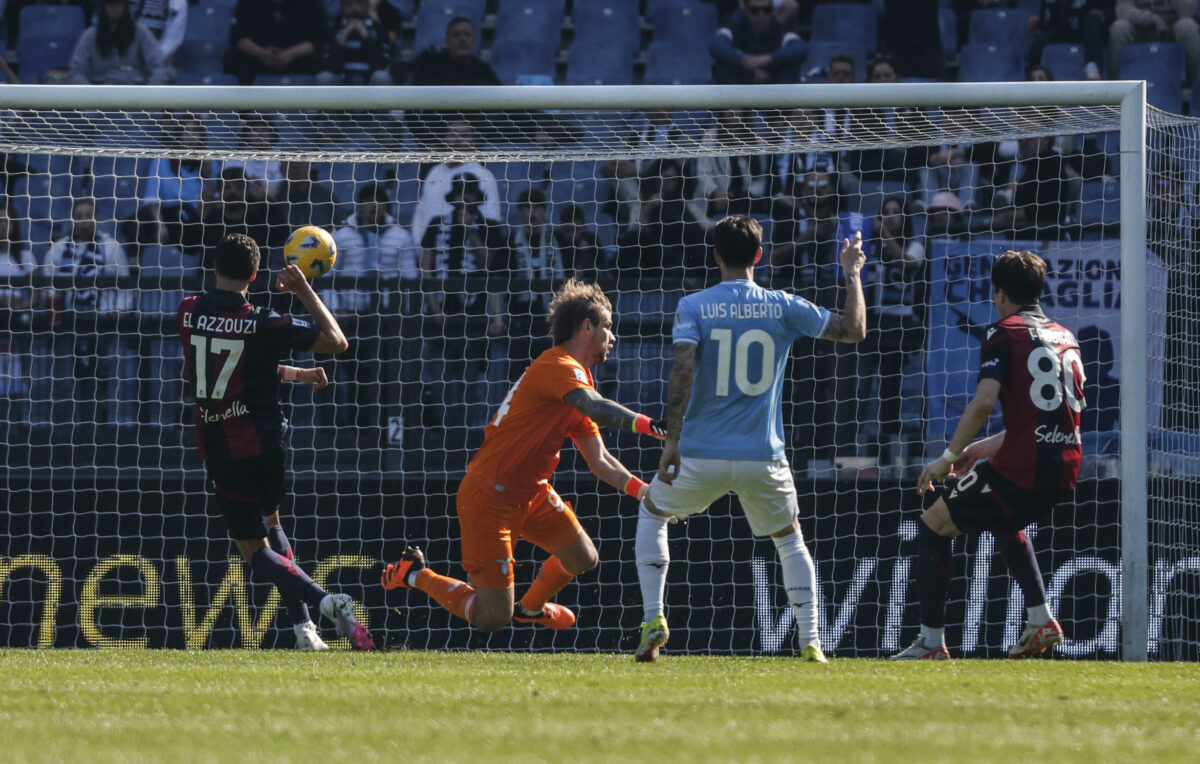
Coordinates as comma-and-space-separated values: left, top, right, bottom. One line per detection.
1, 651, 1197, 762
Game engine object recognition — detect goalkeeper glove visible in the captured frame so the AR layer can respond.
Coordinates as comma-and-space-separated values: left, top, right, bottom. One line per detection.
633, 413, 667, 439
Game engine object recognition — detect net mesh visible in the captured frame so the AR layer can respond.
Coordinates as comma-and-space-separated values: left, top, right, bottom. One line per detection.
0, 96, 1191, 658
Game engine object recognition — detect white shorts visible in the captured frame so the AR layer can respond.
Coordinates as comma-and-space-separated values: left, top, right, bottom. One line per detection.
647, 456, 799, 537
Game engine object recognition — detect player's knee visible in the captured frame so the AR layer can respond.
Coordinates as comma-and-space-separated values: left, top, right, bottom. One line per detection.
473, 610, 512, 633
920, 505, 958, 538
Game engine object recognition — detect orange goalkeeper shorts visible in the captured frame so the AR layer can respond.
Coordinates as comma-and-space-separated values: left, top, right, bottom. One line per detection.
456, 471, 583, 591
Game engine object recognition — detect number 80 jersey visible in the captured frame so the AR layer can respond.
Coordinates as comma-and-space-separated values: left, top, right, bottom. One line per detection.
980, 306, 1085, 492
672, 279, 830, 462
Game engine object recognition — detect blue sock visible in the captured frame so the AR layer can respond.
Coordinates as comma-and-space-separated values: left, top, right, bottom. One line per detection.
250, 547, 327, 612
917, 522, 952, 629
995, 529, 1048, 608
268, 525, 311, 626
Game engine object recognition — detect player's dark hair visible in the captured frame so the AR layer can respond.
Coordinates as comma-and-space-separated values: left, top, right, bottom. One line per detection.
446, 15, 475, 33
830, 54, 856, 71
559, 203, 586, 224
519, 188, 547, 208
357, 182, 390, 204
713, 215, 763, 268
213, 233, 261, 282
548, 278, 612, 345
992, 249, 1046, 306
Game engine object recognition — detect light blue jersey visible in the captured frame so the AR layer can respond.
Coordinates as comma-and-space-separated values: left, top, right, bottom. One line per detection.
673, 279, 830, 461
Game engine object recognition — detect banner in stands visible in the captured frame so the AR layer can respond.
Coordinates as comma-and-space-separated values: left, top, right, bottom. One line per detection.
925, 239, 1166, 447
3, 475, 1196, 658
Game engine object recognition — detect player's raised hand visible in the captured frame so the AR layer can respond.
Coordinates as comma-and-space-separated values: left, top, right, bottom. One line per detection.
658, 441, 682, 485
839, 230, 866, 277
275, 264, 314, 294
916, 456, 952, 495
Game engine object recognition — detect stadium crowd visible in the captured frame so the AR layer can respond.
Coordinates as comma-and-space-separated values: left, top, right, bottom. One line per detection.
0, 0, 1172, 473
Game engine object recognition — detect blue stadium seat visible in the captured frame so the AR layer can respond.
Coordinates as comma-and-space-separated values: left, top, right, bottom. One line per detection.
1041, 42, 1085, 81
17, 34, 76, 84
19, 4, 84, 39
957, 42, 1024, 82
647, 0, 719, 47
802, 41, 866, 82
573, 0, 638, 35
187, 4, 233, 42
495, 0, 565, 44
810, 2, 878, 57
644, 42, 710, 85
968, 8, 1030, 50
176, 72, 239, 86
938, 7, 957, 64
174, 40, 227, 75
489, 39, 558, 85
413, 0, 487, 55
567, 40, 635, 86
1119, 42, 1185, 113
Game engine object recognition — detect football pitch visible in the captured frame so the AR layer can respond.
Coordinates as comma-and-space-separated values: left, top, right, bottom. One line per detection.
1, 651, 1196, 762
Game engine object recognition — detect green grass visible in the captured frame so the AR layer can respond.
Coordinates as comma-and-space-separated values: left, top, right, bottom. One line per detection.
1, 651, 1197, 762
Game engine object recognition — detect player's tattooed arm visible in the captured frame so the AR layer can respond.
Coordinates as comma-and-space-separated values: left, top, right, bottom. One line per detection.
563, 388, 645, 432
665, 343, 696, 443
822, 232, 868, 344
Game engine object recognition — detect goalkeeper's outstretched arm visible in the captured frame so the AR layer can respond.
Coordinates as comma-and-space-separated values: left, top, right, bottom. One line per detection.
563, 388, 665, 438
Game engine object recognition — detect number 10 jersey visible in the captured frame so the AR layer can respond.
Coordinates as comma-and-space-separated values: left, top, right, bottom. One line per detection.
672, 279, 830, 461
979, 305, 1085, 492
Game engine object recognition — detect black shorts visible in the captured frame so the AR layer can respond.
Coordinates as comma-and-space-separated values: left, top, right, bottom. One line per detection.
205, 449, 286, 540
944, 461, 1068, 535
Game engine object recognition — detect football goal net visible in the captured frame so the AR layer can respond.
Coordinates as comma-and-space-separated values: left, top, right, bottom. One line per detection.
0, 82, 1192, 660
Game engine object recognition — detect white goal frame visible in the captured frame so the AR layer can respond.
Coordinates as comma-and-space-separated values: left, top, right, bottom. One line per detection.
0, 81, 1150, 660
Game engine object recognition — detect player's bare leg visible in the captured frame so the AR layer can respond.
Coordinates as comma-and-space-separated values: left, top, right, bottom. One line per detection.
770, 519, 826, 663
382, 546, 490, 628
891, 500, 956, 660
513, 531, 595, 630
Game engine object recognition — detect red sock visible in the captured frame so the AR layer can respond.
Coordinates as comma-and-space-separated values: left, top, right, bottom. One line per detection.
520, 556, 574, 613
413, 569, 476, 624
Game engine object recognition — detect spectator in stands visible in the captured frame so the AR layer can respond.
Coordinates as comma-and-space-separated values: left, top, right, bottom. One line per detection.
688, 109, 773, 226
327, 183, 415, 435
140, 114, 214, 244
410, 120, 501, 248
68, 0, 170, 85
317, 0, 394, 86
617, 158, 709, 288
223, 0, 327, 86
223, 115, 283, 203
991, 134, 1074, 239
554, 204, 604, 284
924, 190, 967, 238
419, 180, 506, 439
500, 188, 562, 377
0, 199, 35, 413
602, 111, 685, 229
410, 16, 499, 86
127, 0, 187, 66
866, 195, 927, 460
1110, 1, 1200, 80
275, 160, 343, 231
710, 0, 805, 84
183, 166, 276, 267
45, 196, 136, 427
880, 0, 944, 80
1028, 0, 1111, 80
851, 57, 930, 183
368, 0, 404, 46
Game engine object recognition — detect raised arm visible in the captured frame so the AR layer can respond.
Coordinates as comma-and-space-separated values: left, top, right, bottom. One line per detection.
276, 264, 349, 354
820, 231, 867, 343
563, 387, 665, 437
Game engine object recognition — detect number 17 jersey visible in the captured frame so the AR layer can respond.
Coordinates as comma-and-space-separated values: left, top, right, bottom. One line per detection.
673, 279, 830, 461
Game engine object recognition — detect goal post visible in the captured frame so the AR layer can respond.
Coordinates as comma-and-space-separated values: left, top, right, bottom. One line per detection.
0, 81, 1177, 659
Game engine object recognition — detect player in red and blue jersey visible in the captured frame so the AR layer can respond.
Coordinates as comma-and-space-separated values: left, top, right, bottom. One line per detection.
178, 233, 373, 651
892, 249, 1084, 660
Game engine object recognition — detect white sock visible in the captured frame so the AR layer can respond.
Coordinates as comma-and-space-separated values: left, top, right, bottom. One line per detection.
920, 625, 945, 646
773, 530, 819, 647
1027, 603, 1052, 627
636, 503, 671, 622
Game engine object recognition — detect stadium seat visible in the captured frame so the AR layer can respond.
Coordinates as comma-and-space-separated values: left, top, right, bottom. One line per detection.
18, 4, 84, 40
412, 0, 487, 55
810, 3, 878, 58
802, 41, 866, 82
644, 42, 710, 85
174, 40, 227, 75
488, 39, 558, 85
957, 42, 1024, 82
494, 0, 565, 44
1119, 43, 1185, 113
17, 34, 76, 84
187, 4, 233, 42
968, 8, 1030, 50
938, 7, 957, 65
1041, 42, 1086, 81
647, 0, 719, 47
567, 40, 635, 86
573, 0, 638, 35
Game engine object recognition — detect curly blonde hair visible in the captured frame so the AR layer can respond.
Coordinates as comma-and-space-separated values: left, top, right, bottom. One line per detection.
547, 278, 612, 344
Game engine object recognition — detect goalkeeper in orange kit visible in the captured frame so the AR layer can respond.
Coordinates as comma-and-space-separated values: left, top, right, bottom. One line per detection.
382, 279, 666, 631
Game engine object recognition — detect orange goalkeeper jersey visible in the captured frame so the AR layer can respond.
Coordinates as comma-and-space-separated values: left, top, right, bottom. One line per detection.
465, 345, 601, 505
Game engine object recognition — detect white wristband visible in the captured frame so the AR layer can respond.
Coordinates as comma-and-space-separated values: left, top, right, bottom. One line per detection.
941, 447, 959, 463
281, 366, 299, 382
